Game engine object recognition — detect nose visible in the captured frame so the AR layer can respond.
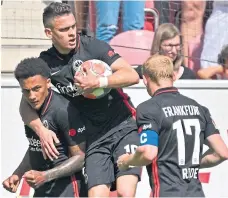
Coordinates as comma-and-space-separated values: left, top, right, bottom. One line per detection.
171, 46, 177, 55
68, 27, 75, 37
29, 91, 36, 102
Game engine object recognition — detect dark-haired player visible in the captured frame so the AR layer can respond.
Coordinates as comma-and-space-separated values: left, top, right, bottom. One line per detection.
19, 2, 140, 197
117, 55, 228, 197
2, 57, 87, 197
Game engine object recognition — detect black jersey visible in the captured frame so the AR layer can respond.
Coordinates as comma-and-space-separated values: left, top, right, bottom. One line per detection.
25, 90, 87, 194
39, 35, 135, 134
137, 87, 219, 197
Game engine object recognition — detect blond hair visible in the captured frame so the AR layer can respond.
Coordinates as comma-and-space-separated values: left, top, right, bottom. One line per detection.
151, 23, 183, 71
142, 55, 174, 85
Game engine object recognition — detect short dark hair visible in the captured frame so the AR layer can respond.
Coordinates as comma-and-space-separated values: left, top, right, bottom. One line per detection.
14, 57, 50, 81
218, 45, 228, 68
43, 2, 73, 28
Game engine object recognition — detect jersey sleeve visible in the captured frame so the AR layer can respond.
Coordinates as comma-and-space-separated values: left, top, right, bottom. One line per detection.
202, 106, 220, 138
136, 101, 162, 146
55, 103, 86, 146
88, 38, 121, 66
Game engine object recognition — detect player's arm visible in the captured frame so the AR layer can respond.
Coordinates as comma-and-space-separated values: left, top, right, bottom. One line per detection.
200, 135, 228, 168
118, 102, 161, 169
43, 143, 85, 183
44, 105, 86, 181
98, 40, 139, 88
12, 148, 31, 179
2, 148, 31, 193
74, 39, 139, 89
23, 143, 85, 189
200, 107, 228, 168
19, 96, 59, 160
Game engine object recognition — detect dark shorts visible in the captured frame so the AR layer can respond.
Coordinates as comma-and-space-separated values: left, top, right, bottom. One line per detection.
84, 117, 141, 190
33, 173, 87, 197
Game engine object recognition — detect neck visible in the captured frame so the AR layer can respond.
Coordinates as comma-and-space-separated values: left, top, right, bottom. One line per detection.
53, 44, 72, 55
151, 80, 173, 94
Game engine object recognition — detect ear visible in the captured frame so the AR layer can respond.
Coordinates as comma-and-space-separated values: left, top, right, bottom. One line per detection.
44, 28, 52, 39
142, 74, 148, 86
173, 72, 177, 81
47, 78, 51, 88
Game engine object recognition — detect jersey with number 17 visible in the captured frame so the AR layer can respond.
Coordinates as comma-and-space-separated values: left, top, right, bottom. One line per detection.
136, 87, 219, 197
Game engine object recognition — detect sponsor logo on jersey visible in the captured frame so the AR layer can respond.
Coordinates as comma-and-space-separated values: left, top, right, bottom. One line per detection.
69, 126, 85, 136
78, 126, 86, 133
142, 123, 152, 130
69, 129, 76, 136
27, 136, 42, 152
56, 82, 83, 97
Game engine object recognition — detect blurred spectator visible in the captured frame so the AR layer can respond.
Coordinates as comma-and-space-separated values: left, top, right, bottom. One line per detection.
181, 1, 206, 67
95, 0, 145, 43
200, 1, 228, 69
151, 23, 196, 80
198, 45, 228, 79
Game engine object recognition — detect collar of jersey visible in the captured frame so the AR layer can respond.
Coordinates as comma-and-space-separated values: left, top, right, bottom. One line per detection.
52, 34, 80, 60
37, 89, 53, 116
153, 86, 178, 97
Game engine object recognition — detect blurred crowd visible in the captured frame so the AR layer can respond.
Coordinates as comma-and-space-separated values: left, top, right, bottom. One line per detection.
61, 0, 228, 80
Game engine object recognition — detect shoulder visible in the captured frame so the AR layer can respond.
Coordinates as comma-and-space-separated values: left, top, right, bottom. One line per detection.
80, 35, 110, 50
39, 47, 55, 61
137, 98, 161, 114
50, 91, 70, 112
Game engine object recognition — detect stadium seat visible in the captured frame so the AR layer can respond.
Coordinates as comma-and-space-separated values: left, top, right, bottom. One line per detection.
110, 30, 154, 65
188, 34, 204, 73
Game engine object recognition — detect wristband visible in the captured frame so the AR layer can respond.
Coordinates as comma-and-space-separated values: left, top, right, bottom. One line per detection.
99, 77, 108, 88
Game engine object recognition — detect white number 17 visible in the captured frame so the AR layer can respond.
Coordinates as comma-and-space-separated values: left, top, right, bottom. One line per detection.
173, 119, 201, 166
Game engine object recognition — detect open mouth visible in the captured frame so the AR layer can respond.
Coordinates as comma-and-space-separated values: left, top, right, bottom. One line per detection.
69, 38, 76, 43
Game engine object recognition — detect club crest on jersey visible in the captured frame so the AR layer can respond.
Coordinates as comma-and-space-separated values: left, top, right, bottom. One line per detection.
42, 120, 49, 129
72, 59, 83, 72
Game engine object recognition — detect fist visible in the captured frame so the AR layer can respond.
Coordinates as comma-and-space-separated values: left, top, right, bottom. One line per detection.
117, 153, 130, 171
2, 175, 20, 193
23, 170, 46, 189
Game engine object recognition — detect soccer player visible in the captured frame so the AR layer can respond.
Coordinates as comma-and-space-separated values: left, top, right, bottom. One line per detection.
19, 2, 140, 197
117, 55, 228, 197
2, 58, 87, 197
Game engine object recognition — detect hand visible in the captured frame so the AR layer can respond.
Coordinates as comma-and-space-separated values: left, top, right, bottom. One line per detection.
74, 65, 100, 91
117, 153, 131, 171
38, 126, 60, 161
23, 170, 46, 189
2, 175, 20, 193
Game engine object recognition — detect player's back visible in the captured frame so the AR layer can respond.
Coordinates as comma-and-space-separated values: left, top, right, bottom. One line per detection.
140, 87, 214, 197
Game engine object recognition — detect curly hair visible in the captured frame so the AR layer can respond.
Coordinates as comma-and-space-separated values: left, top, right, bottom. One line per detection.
14, 57, 50, 81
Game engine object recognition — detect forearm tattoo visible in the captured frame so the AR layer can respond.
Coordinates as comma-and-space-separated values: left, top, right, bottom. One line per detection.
45, 154, 84, 182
